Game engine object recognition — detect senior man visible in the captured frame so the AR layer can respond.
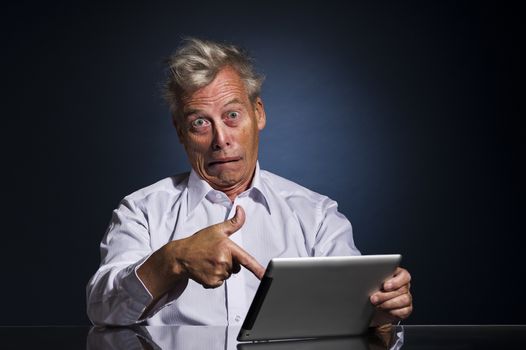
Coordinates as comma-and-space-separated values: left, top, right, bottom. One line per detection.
86, 38, 413, 327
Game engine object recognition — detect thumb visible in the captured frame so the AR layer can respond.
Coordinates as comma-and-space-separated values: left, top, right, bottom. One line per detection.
223, 205, 245, 236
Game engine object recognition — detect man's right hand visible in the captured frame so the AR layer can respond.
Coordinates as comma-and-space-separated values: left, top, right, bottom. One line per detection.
137, 205, 265, 299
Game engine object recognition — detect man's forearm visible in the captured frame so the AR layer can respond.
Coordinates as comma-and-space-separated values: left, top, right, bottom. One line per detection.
137, 241, 188, 299
136, 240, 189, 320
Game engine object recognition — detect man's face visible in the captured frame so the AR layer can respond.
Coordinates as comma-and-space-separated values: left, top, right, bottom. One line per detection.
175, 66, 266, 193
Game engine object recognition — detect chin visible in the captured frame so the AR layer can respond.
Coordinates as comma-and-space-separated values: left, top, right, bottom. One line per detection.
216, 175, 242, 187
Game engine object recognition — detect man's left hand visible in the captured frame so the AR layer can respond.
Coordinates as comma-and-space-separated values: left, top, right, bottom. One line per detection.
369, 267, 413, 326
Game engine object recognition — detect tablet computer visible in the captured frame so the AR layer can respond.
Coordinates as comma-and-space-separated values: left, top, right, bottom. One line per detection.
237, 254, 401, 342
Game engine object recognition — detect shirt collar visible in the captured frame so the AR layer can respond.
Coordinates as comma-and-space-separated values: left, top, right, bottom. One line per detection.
187, 161, 271, 215
250, 162, 271, 214
187, 169, 214, 214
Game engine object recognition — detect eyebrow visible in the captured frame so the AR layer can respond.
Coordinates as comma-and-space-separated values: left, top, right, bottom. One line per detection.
182, 109, 200, 119
182, 98, 245, 119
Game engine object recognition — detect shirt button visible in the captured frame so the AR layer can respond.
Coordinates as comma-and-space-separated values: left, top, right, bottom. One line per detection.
215, 193, 222, 199
235, 315, 241, 322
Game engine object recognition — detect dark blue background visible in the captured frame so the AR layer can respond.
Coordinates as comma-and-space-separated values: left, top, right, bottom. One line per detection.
2, 0, 522, 325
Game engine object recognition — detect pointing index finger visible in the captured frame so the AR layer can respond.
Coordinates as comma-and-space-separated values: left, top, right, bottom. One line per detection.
228, 241, 265, 280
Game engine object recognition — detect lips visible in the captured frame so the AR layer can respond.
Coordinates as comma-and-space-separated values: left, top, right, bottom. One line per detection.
208, 157, 242, 167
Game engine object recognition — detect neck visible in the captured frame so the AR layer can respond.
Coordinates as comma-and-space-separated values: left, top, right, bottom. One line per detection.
223, 181, 251, 202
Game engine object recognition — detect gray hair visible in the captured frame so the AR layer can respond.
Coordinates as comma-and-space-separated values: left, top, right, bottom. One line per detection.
163, 37, 265, 118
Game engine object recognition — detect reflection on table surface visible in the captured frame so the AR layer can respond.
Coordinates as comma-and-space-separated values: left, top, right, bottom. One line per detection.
86, 324, 404, 350
0, 325, 524, 349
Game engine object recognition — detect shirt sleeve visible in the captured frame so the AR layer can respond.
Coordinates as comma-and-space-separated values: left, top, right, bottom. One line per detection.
312, 196, 361, 257
86, 197, 181, 326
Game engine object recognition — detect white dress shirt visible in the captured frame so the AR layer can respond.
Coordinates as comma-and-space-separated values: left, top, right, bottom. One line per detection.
86, 163, 360, 326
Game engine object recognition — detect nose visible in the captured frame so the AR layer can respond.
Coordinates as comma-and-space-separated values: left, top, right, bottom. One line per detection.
212, 124, 230, 151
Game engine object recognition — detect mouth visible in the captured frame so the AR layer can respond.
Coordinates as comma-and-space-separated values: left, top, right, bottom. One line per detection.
208, 157, 242, 167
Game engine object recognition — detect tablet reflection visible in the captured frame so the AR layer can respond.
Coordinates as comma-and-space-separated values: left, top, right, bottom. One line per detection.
86, 325, 404, 350
236, 326, 404, 350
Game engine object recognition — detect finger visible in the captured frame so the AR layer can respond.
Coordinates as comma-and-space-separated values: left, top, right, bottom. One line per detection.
389, 305, 413, 320
202, 279, 224, 289
229, 242, 265, 279
383, 267, 411, 292
195, 271, 227, 289
207, 251, 234, 278
370, 285, 409, 305
223, 206, 246, 236
376, 292, 412, 311
216, 263, 232, 280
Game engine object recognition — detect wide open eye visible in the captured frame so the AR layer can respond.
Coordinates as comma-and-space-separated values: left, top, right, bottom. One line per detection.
191, 118, 210, 128
228, 111, 239, 119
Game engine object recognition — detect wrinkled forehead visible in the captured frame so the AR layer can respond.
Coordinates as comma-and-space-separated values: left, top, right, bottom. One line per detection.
184, 80, 246, 105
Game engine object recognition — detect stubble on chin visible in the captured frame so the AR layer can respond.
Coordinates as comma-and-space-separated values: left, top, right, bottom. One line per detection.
213, 172, 241, 188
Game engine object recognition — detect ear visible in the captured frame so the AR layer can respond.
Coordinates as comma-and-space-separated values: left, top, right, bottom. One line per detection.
172, 115, 185, 144
254, 97, 266, 131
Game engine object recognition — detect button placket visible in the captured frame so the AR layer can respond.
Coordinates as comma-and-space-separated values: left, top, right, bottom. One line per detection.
225, 197, 248, 325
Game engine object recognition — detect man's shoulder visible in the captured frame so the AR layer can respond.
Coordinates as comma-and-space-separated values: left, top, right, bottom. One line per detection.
260, 169, 331, 207
123, 172, 190, 203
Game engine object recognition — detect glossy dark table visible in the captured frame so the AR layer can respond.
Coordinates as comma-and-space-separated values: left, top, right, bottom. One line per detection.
0, 325, 524, 349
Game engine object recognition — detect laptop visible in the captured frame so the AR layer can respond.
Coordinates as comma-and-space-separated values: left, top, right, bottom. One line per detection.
237, 254, 401, 342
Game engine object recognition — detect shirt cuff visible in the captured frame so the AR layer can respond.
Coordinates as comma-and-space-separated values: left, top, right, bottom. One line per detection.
118, 256, 155, 322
